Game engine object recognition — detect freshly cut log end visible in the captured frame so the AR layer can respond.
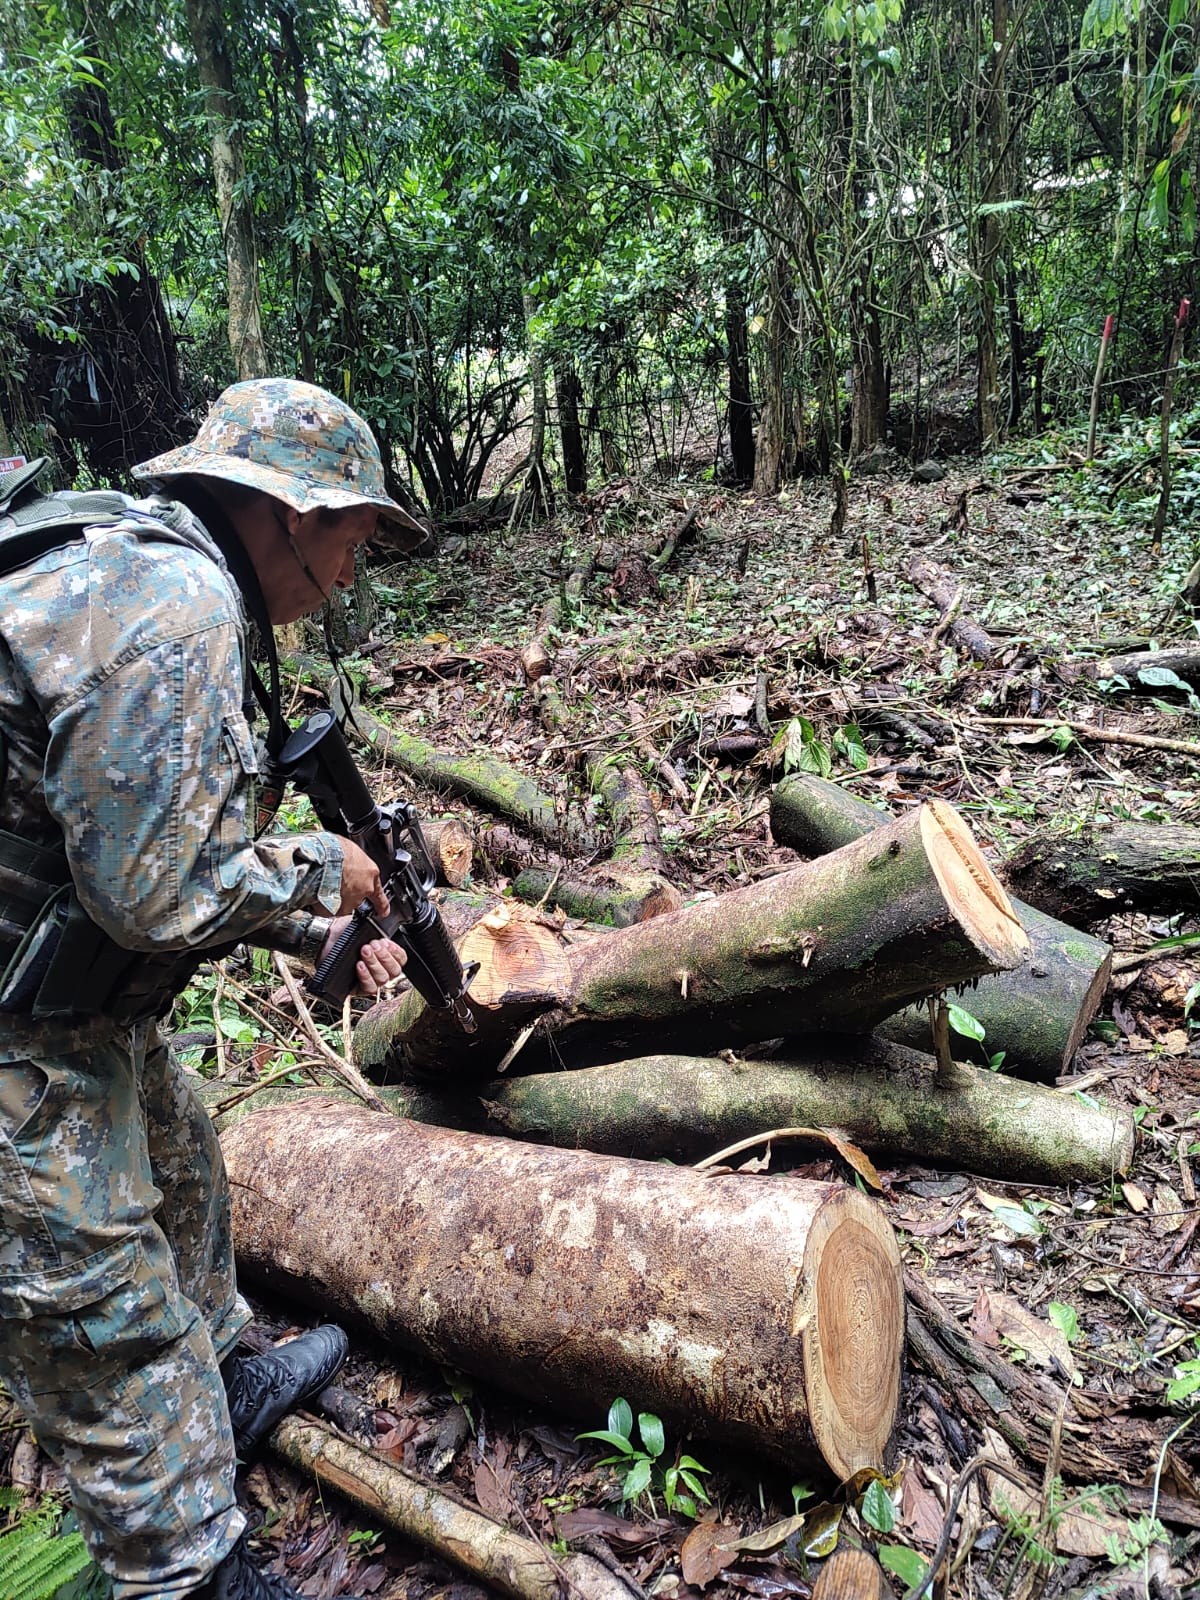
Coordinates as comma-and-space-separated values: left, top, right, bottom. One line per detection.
458, 903, 571, 1008
800, 1192, 903, 1480
922, 799, 1027, 969
222, 1099, 904, 1477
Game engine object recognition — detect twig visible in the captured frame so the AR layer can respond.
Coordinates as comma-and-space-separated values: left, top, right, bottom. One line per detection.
954, 713, 1200, 759
211, 965, 229, 1079
271, 952, 388, 1113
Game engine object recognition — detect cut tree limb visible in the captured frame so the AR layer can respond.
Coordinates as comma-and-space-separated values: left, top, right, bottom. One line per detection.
270, 1415, 637, 1600
421, 817, 474, 887
769, 772, 1112, 1078
472, 1043, 1134, 1185
1059, 647, 1200, 693
904, 554, 996, 661
223, 1097, 904, 1477
353, 800, 1030, 1080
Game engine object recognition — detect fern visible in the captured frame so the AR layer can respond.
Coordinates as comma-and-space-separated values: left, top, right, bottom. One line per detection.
0, 1500, 94, 1600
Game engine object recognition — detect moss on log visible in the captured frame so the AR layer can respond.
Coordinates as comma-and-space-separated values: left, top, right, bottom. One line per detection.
473, 1042, 1134, 1184
1004, 821, 1200, 925
223, 1098, 904, 1478
354, 798, 1028, 1080
769, 772, 1112, 1078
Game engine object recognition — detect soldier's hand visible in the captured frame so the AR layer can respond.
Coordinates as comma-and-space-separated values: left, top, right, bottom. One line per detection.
336, 838, 390, 917
317, 922, 407, 998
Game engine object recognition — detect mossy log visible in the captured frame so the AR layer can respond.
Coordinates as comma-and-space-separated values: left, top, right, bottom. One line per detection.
196, 1029, 1134, 1184
329, 679, 596, 855
270, 1416, 634, 1600
510, 863, 681, 926
222, 1097, 904, 1478
769, 772, 1112, 1079
353, 800, 1030, 1081
472, 1043, 1135, 1184
1003, 821, 1200, 925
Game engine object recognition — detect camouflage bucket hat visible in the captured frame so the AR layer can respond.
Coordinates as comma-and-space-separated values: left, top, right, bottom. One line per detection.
132, 378, 425, 537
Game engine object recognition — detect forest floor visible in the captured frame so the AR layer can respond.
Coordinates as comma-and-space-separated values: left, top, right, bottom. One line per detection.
3, 438, 1199, 1600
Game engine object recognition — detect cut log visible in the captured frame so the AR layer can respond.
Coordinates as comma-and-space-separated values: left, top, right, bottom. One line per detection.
1004, 821, 1200, 926
223, 1098, 904, 1478
903, 554, 997, 661
270, 1415, 634, 1600
769, 773, 1112, 1079
472, 1043, 1135, 1185
812, 1551, 895, 1600
421, 816, 474, 888
353, 800, 1031, 1081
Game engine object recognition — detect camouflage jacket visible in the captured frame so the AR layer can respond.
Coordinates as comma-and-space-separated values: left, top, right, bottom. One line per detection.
0, 492, 344, 1059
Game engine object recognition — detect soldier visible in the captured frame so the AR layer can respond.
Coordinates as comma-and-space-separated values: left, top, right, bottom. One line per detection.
0, 380, 419, 1598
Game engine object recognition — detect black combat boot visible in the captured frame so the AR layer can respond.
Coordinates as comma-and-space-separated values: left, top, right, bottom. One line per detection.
195, 1533, 364, 1599
221, 1325, 349, 1461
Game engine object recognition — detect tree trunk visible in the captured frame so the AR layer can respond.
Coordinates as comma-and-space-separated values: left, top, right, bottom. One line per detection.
553, 354, 587, 496
769, 773, 1113, 1079
850, 264, 888, 456
752, 248, 792, 497
185, 0, 270, 379
519, 289, 553, 518
222, 1097, 904, 1477
1004, 822, 1200, 926
353, 800, 1030, 1080
712, 120, 756, 485
473, 1043, 1134, 1185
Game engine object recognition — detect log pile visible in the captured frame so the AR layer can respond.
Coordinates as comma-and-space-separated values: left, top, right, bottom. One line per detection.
218, 746, 1137, 1546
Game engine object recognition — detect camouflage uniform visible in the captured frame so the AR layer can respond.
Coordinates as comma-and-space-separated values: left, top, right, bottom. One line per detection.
0, 380, 418, 1597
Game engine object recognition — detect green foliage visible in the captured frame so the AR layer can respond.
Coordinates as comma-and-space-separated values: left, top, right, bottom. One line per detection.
0, 1492, 95, 1600
578, 1399, 711, 1518
946, 1005, 1006, 1072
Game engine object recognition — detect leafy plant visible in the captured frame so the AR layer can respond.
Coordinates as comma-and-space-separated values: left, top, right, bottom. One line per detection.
0, 1491, 95, 1600
578, 1398, 711, 1518
946, 1004, 1006, 1071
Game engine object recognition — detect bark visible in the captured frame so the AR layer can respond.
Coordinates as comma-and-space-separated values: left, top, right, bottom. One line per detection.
185, 0, 270, 379
813, 1551, 894, 1600
353, 800, 1030, 1081
849, 269, 888, 457
472, 1043, 1134, 1186
270, 1416, 635, 1600
769, 773, 1113, 1079
903, 554, 997, 661
222, 1097, 904, 1477
1004, 822, 1200, 926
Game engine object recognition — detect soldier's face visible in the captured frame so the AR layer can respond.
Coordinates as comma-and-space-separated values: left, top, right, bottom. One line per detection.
264, 504, 378, 623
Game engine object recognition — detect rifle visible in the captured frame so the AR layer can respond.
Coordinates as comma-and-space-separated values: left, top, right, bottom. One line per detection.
275, 709, 477, 1030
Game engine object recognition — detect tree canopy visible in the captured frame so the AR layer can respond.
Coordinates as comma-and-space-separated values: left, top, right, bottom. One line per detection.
2, 0, 1196, 503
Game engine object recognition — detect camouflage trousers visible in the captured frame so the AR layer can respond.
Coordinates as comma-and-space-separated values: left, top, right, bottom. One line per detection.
0, 1021, 251, 1596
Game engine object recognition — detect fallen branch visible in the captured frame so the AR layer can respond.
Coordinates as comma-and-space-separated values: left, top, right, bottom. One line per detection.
904, 555, 996, 661
270, 1414, 636, 1600
270, 953, 388, 1113
955, 713, 1200, 759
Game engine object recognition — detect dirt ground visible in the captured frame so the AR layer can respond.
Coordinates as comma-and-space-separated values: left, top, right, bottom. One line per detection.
3, 447, 1198, 1599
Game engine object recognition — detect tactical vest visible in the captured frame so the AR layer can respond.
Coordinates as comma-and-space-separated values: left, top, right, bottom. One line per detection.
0, 458, 234, 1025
